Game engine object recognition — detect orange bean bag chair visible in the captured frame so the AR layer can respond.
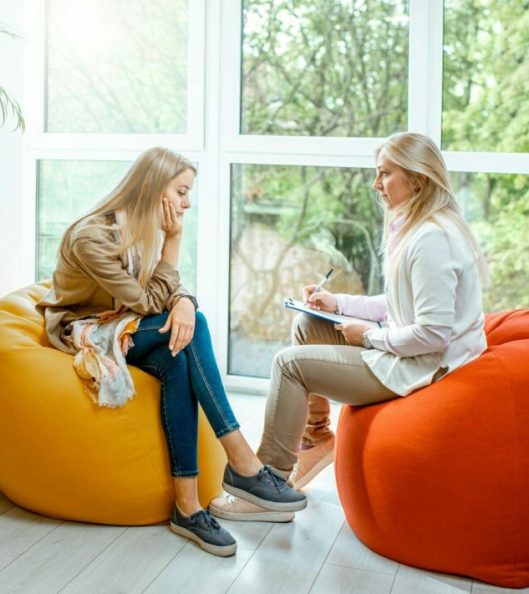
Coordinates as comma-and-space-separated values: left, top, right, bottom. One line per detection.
335, 310, 529, 588
0, 282, 226, 525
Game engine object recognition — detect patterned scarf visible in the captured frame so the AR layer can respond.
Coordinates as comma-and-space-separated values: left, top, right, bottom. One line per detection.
65, 210, 147, 407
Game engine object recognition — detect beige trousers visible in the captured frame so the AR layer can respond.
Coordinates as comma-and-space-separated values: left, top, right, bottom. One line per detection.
257, 313, 398, 473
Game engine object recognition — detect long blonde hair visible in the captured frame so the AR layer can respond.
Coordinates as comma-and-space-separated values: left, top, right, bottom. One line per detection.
61, 147, 196, 285
376, 132, 488, 284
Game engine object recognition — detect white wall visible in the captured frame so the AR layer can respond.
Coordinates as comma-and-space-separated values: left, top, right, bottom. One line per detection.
0, 2, 25, 295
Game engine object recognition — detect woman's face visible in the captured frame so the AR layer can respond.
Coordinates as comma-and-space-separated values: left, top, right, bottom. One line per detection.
372, 150, 416, 210
161, 168, 195, 218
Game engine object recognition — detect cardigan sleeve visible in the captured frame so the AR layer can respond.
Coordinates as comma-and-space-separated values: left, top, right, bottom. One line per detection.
71, 232, 183, 316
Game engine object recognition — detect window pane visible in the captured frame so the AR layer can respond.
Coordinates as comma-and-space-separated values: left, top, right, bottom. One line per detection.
229, 165, 529, 378
451, 171, 529, 311
442, 1, 529, 152
46, 0, 189, 133
229, 163, 383, 377
241, 0, 409, 137
37, 160, 197, 293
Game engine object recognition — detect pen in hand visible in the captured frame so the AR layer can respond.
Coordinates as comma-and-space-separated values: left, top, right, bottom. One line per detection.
305, 268, 334, 305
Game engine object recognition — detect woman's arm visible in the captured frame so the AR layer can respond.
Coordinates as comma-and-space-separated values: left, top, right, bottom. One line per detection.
71, 232, 182, 316
366, 323, 450, 356
335, 293, 387, 322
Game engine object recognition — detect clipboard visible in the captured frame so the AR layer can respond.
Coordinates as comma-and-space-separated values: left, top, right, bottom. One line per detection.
283, 297, 380, 327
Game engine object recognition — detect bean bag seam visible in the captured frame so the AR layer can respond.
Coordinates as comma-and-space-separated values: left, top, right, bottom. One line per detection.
488, 347, 522, 571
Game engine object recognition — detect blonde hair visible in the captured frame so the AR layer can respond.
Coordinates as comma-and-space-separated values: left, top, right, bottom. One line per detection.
61, 147, 196, 285
376, 132, 488, 285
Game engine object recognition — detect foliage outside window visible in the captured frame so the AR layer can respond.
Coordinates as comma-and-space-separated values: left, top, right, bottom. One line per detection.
241, 0, 409, 137
229, 163, 383, 377
443, 0, 529, 152
452, 172, 529, 312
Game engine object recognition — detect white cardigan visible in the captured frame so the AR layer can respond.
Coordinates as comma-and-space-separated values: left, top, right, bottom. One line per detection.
362, 215, 487, 396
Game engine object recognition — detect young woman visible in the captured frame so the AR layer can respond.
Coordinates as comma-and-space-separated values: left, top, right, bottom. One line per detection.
38, 147, 306, 557
212, 131, 488, 519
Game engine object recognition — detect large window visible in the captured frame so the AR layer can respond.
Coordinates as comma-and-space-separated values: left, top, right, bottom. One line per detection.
20, 0, 529, 390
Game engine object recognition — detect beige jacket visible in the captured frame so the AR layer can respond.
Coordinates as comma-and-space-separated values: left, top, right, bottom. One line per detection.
37, 213, 193, 354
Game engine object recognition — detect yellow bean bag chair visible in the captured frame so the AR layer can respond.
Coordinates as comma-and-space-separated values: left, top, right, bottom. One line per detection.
0, 282, 226, 525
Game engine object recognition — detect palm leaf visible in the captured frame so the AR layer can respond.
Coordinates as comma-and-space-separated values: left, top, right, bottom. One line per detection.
0, 24, 24, 131
0, 86, 25, 132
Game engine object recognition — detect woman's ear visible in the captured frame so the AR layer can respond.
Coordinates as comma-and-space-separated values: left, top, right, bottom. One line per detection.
413, 174, 427, 193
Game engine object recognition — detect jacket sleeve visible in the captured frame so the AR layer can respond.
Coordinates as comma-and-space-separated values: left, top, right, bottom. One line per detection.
70, 232, 183, 316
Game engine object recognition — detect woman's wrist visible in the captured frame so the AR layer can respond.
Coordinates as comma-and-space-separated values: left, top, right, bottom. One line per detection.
161, 234, 182, 267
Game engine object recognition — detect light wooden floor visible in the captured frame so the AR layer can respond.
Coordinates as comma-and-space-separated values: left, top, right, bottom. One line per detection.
0, 393, 526, 594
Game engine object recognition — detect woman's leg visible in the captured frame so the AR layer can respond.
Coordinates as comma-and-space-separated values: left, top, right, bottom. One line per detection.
128, 312, 305, 512
127, 340, 202, 512
257, 341, 397, 475
291, 313, 348, 447
127, 316, 237, 556
127, 312, 259, 474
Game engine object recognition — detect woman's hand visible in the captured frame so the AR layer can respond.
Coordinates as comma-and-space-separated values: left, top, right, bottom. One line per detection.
161, 197, 183, 239
303, 285, 337, 313
334, 322, 372, 346
159, 298, 196, 356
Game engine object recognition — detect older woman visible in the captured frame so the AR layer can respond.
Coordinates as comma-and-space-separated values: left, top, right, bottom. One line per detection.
211, 132, 487, 520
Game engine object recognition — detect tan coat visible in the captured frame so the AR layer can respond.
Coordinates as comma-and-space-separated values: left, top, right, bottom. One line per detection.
37, 213, 192, 354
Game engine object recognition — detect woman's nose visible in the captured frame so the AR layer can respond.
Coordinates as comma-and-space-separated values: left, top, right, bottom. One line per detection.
372, 176, 381, 190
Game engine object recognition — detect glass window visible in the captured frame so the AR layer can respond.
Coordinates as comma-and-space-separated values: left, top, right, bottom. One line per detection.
240, 0, 409, 137
229, 163, 383, 377
442, 0, 529, 152
37, 160, 198, 292
450, 171, 529, 311
46, 0, 189, 133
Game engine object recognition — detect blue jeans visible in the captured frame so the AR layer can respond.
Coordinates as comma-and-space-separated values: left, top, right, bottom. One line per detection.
126, 311, 240, 477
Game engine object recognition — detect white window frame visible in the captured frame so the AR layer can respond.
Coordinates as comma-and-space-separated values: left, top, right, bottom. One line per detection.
17, 0, 529, 395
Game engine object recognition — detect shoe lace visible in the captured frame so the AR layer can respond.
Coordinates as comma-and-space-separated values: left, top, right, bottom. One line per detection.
260, 465, 286, 492
196, 510, 221, 531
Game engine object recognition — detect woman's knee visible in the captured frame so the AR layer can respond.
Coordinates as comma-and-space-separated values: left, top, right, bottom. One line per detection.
272, 345, 301, 375
194, 310, 208, 330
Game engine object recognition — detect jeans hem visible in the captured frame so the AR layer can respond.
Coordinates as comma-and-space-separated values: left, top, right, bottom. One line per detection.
215, 424, 240, 439
171, 470, 200, 478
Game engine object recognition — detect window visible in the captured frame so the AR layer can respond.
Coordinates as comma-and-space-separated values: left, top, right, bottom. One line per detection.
451, 171, 529, 310
442, 0, 529, 152
241, 0, 409, 137
46, 0, 189, 133
18, 0, 529, 392
229, 163, 382, 377
37, 159, 198, 291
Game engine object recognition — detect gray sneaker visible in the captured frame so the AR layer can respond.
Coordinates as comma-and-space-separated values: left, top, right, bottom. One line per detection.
170, 506, 237, 557
223, 465, 307, 512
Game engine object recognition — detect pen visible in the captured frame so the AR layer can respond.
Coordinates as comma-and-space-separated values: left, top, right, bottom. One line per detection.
305, 268, 333, 304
